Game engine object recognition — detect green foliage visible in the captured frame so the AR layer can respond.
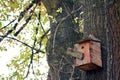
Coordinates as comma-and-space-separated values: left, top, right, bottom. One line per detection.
92, 4, 96, 7
73, 0, 77, 3
0, 21, 2, 28
79, 19, 84, 32
0, 0, 49, 79
87, 12, 91, 17
74, 17, 78, 23
56, 7, 62, 13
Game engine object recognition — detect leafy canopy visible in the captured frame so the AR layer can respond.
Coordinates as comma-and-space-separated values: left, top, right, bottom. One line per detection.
0, 0, 50, 79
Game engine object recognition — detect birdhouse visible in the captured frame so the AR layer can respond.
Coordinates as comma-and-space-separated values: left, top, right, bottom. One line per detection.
67, 35, 102, 71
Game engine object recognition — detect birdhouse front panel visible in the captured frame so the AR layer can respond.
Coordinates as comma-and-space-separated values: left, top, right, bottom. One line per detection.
74, 42, 91, 66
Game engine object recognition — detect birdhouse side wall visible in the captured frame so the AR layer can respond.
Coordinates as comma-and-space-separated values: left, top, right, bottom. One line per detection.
90, 41, 102, 67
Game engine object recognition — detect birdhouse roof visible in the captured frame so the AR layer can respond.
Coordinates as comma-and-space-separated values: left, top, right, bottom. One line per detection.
77, 34, 101, 44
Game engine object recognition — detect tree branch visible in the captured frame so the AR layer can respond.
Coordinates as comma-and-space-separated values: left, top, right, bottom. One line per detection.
38, 11, 49, 40
0, 35, 45, 53
0, 19, 16, 29
52, 6, 83, 54
24, 24, 39, 78
0, 0, 40, 42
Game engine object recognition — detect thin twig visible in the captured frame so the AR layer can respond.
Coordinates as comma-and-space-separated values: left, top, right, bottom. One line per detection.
38, 28, 50, 63
14, 5, 37, 36
52, 6, 83, 54
0, 1, 35, 42
0, 19, 16, 29
39, 28, 50, 46
24, 49, 34, 78
24, 24, 38, 78
38, 11, 48, 40
62, 1, 71, 15
0, 35, 45, 53
37, 11, 50, 63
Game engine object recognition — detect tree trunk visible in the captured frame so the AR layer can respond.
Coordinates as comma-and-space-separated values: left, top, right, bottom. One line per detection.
42, 0, 120, 80
43, 0, 82, 80
81, 0, 120, 80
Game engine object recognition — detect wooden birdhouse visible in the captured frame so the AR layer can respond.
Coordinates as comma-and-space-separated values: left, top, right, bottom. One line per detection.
67, 35, 102, 71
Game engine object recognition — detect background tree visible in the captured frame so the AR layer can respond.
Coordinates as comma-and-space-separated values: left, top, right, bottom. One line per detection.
43, 0, 120, 80
0, 0, 120, 80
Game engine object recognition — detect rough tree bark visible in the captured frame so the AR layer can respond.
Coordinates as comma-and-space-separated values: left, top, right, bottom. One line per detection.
42, 0, 82, 80
42, 0, 120, 80
82, 0, 120, 80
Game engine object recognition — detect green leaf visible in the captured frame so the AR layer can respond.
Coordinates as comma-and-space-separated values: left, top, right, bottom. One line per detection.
0, 21, 2, 28
13, 71, 19, 76
92, 4, 96, 7
74, 17, 78, 23
87, 12, 91, 16
56, 7, 62, 13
